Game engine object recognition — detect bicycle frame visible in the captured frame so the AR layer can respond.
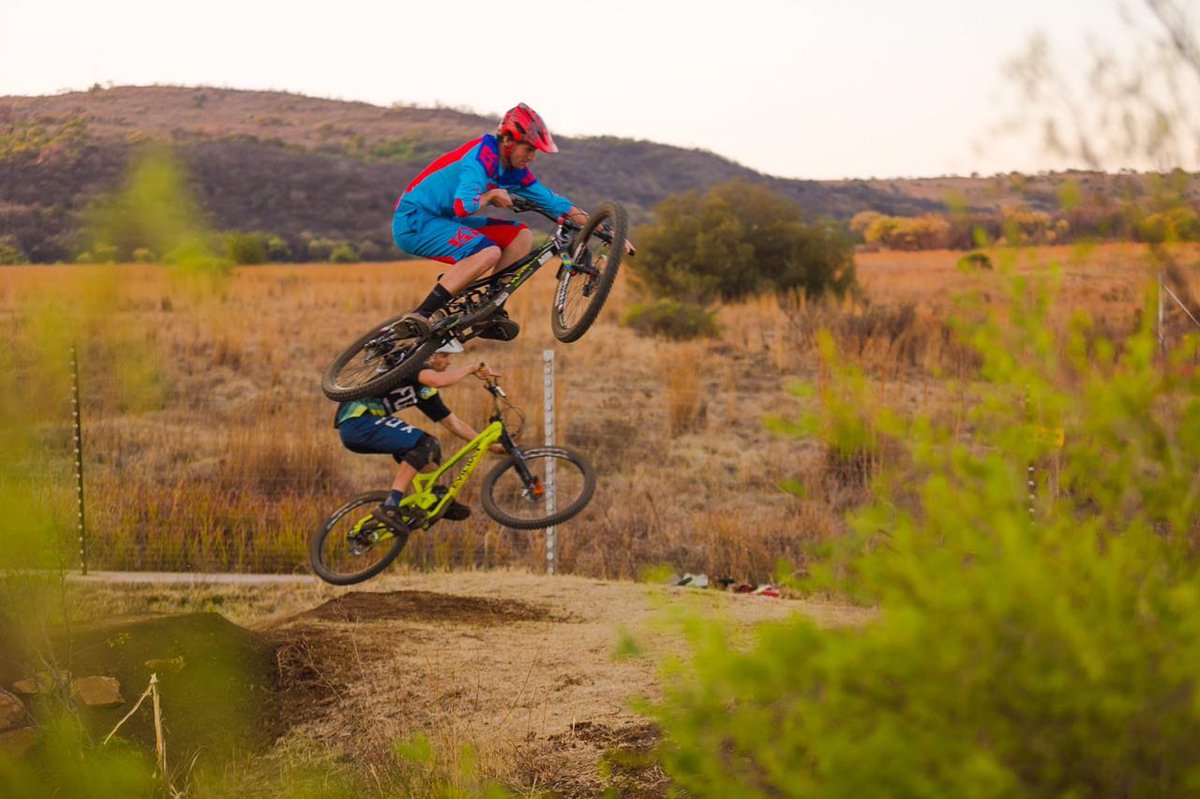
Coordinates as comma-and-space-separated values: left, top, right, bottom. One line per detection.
432, 201, 605, 344
396, 383, 539, 529
402, 420, 503, 526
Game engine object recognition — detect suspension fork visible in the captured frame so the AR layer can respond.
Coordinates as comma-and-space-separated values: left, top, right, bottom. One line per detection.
499, 427, 544, 495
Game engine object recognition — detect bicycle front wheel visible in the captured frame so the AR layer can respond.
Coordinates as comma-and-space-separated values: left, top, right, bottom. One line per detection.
310, 491, 409, 585
551, 202, 628, 343
323, 313, 439, 402
481, 447, 596, 529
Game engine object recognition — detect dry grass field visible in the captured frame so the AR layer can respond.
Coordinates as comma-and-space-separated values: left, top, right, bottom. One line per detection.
2, 242, 1196, 583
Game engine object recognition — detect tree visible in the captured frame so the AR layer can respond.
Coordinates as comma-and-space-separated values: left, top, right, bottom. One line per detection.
630, 180, 856, 304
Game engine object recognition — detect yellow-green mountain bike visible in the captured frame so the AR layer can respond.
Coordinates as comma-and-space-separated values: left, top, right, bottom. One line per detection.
309, 378, 595, 585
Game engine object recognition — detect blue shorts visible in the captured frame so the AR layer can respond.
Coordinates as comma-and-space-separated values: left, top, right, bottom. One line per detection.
338, 415, 426, 464
393, 208, 526, 265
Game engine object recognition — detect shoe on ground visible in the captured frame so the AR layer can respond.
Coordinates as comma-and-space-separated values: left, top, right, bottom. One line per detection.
371, 503, 412, 535
478, 308, 520, 341
399, 311, 432, 338
443, 500, 472, 521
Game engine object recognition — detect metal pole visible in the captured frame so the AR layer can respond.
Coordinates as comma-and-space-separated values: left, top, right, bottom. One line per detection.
1027, 463, 1036, 524
543, 349, 556, 575
70, 346, 88, 575
1158, 269, 1166, 354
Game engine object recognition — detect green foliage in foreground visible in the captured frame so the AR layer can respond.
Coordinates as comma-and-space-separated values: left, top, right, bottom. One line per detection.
80, 147, 229, 278
630, 180, 857, 304
0, 716, 156, 799
650, 267, 1200, 797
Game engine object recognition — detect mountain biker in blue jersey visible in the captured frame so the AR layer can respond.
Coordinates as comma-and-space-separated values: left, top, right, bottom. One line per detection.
394, 103, 591, 341
334, 339, 504, 534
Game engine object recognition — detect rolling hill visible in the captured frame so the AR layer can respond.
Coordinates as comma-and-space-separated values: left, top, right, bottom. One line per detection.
1, 85, 1185, 263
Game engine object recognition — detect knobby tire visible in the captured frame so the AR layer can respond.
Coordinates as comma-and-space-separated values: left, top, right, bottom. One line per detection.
310, 491, 409, 585
551, 202, 628, 343
481, 447, 596, 529
323, 313, 439, 402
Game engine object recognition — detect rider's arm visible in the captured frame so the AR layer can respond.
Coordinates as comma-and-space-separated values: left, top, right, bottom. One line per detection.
437, 412, 478, 443
437, 412, 505, 453
417, 362, 489, 389
512, 175, 573, 220
452, 140, 501, 217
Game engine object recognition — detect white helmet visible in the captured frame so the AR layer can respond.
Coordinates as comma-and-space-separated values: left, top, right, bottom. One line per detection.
436, 339, 464, 354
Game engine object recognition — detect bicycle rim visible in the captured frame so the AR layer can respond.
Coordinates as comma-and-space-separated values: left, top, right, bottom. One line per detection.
552, 203, 627, 343
323, 314, 436, 401
310, 491, 408, 585
481, 448, 596, 529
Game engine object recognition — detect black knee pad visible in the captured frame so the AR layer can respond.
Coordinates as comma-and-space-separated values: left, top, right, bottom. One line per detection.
402, 434, 442, 470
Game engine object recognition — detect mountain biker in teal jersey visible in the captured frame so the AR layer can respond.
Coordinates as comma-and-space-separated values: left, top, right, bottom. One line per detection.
333, 339, 504, 533
393, 103, 591, 341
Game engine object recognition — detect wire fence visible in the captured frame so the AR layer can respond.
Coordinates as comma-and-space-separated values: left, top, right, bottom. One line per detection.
6, 255, 1198, 583
21, 345, 811, 582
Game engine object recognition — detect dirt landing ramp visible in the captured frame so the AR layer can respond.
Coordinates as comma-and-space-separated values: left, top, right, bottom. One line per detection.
9, 613, 280, 765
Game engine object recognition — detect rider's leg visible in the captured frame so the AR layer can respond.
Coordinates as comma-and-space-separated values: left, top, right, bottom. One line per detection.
495, 226, 533, 271
388, 462, 418, 502
407, 245, 501, 329
435, 245, 502, 295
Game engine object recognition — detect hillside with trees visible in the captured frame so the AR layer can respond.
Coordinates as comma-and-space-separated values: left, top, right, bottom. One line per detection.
0, 85, 943, 264
2, 85, 1198, 264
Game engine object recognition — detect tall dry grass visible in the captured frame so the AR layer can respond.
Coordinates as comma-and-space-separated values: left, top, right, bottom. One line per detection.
2, 242, 1195, 582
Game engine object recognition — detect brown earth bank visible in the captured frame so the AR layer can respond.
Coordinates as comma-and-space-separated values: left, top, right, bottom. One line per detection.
10, 571, 870, 796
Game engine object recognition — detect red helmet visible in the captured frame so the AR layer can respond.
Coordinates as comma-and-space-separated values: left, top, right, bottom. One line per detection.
499, 103, 558, 154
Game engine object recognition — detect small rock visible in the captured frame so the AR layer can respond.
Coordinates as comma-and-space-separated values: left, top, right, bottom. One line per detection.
12, 672, 57, 696
71, 676, 125, 708
0, 726, 40, 758
0, 688, 26, 731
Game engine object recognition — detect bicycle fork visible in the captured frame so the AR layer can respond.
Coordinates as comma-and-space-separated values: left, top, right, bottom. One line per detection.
500, 430, 545, 500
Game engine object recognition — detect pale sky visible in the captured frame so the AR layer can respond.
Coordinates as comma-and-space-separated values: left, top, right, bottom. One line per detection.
0, 1, 1157, 180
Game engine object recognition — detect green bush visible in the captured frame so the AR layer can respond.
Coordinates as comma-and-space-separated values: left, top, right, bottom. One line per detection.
956, 250, 993, 271
651, 268, 1200, 797
1135, 205, 1200, 243
329, 242, 359, 263
263, 234, 292, 262
0, 237, 27, 265
225, 232, 267, 265
621, 299, 719, 341
630, 180, 856, 303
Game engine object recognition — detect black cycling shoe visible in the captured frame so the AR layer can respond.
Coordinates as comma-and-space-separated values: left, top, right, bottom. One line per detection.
443, 500, 472, 521
399, 311, 432, 338
371, 503, 412, 535
478, 308, 520, 341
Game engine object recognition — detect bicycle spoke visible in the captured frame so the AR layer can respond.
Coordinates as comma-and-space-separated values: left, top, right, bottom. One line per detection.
487, 451, 590, 525
551, 202, 626, 343
311, 492, 409, 584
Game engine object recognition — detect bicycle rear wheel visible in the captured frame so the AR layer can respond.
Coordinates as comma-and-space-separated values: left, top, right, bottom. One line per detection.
310, 491, 409, 585
323, 313, 439, 402
481, 447, 596, 529
551, 202, 628, 343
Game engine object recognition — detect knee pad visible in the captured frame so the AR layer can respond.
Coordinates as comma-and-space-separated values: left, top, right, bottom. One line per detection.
402, 434, 442, 470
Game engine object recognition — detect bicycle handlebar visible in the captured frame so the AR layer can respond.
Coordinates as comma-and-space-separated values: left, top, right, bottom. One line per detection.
475, 366, 507, 399
510, 197, 622, 247
510, 196, 560, 223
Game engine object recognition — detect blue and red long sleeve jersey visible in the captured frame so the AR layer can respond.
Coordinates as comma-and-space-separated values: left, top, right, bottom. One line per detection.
395, 134, 574, 220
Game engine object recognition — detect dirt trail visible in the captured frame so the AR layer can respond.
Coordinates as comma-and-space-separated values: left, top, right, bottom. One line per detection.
265, 571, 870, 795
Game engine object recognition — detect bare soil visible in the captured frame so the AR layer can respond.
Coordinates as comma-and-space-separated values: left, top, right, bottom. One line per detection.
58, 571, 870, 796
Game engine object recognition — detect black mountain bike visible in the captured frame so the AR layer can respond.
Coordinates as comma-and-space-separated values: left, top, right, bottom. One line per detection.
322, 199, 630, 402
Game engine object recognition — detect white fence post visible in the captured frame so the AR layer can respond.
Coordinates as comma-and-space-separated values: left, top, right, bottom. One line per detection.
543, 349, 556, 575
